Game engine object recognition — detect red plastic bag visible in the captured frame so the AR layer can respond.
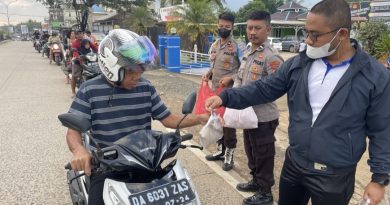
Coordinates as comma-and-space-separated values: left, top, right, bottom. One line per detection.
194, 81, 225, 116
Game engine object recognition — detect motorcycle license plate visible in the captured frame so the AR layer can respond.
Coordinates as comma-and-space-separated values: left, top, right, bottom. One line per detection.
129, 179, 195, 205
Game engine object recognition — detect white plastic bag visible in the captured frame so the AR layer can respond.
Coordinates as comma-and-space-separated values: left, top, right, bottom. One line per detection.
199, 112, 223, 148
223, 107, 258, 129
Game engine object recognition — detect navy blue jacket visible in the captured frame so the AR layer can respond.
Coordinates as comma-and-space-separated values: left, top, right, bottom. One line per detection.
219, 40, 390, 174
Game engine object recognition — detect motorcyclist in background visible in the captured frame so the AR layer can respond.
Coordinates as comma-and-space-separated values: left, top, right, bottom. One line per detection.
70, 29, 98, 97
40, 30, 49, 42
48, 31, 61, 64
79, 39, 94, 55
40, 30, 50, 57
32, 29, 41, 47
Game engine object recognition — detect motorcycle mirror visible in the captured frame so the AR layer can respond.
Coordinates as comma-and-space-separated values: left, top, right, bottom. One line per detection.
58, 113, 91, 132
182, 91, 197, 115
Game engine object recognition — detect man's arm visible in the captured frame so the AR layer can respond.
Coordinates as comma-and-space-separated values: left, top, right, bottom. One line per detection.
364, 71, 390, 205
366, 74, 390, 174
160, 113, 209, 129
218, 57, 290, 110
66, 128, 92, 176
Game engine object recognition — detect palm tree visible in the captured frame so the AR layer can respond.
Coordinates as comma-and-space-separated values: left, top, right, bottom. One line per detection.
167, 0, 218, 51
124, 6, 156, 35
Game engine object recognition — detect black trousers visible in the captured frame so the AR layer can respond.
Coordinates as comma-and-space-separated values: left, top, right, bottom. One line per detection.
217, 127, 237, 149
243, 119, 279, 191
278, 148, 356, 205
88, 173, 109, 205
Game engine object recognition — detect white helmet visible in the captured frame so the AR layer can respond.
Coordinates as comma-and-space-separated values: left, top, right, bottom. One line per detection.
98, 29, 157, 83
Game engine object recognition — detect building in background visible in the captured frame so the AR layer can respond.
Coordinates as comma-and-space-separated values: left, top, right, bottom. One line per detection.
48, 7, 64, 30
369, 0, 390, 24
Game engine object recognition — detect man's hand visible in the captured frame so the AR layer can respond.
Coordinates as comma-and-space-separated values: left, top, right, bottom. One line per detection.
219, 77, 233, 88
205, 96, 223, 112
363, 182, 385, 205
202, 73, 211, 82
70, 146, 92, 176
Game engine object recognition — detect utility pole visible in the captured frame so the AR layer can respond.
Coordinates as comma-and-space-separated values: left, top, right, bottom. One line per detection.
5, 0, 18, 26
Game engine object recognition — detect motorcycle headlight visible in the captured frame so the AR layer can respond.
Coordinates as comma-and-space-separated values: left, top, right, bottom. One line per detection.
107, 183, 126, 205
53, 44, 59, 49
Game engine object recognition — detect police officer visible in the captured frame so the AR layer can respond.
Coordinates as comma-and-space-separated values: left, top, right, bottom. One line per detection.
206, 1, 390, 204
202, 11, 241, 171
234, 11, 282, 205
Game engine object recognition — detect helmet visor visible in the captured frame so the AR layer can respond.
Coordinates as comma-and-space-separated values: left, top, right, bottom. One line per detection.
117, 36, 157, 65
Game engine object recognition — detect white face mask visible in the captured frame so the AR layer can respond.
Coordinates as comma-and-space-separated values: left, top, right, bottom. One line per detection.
306, 29, 341, 59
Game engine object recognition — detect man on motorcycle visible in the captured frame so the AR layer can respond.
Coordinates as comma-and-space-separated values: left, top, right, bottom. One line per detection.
66, 29, 209, 204
85, 30, 97, 46
40, 30, 50, 57
48, 31, 61, 64
32, 29, 40, 46
33, 29, 40, 39
70, 29, 98, 98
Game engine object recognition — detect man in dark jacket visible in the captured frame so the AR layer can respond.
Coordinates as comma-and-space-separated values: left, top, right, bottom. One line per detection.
206, 0, 390, 205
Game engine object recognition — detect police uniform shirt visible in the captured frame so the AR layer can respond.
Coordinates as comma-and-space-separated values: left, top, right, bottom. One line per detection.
208, 36, 241, 89
234, 40, 283, 122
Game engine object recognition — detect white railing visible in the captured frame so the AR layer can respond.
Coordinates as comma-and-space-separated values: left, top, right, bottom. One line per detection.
180, 45, 210, 75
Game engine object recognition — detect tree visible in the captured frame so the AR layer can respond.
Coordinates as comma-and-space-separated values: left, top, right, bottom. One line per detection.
160, 0, 225, 7
35, 0, 149, 31
124, 6, 156, 35
16, 19, 42, 31
167, 0, 218, 51
357, 21, 389, 56
375, 33, 390, 59
235, 0, 266, 23
264, 0, 284, 13
284, 0, 305, 4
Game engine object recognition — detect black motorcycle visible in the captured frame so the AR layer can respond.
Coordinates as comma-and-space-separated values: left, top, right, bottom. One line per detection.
58, 91, 202, 205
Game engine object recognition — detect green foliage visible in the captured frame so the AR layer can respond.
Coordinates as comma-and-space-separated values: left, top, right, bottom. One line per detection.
35, 0, 150, 31
235, 0, 266, 23
124, 6, 156, 35
168, 0, 218, 51
374, 34, 390, 59
265, 0, 284, 13
357, 21, 389, 56
15, 20, 42, 32
285, 0, 305, 4
160, 0, 225, 7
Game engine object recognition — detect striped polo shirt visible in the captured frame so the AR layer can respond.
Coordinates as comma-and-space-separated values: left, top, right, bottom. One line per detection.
69, 75, 171, 145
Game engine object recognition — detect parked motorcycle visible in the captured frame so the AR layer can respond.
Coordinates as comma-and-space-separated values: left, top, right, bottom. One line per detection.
58, 91, 202, 205
51, 43, 64, 66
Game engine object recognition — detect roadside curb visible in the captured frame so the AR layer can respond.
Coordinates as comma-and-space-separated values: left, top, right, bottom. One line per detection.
0, 40, 11, 45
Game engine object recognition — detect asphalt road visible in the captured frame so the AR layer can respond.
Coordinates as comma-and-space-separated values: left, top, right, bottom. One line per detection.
0, 41, 247, 204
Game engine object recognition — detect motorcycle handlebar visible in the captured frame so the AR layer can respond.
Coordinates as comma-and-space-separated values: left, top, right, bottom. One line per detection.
181, 134, 193, 142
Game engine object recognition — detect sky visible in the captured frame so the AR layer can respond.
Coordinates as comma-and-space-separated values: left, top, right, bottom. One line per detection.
0, 0, 322, 26
0, 0, 48, 26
